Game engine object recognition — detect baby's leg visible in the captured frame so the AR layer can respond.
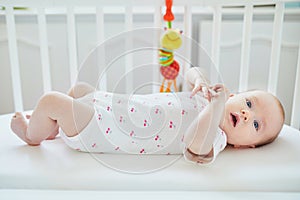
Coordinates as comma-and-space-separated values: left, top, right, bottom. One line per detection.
47, 82, 95, 139
11, 92, 94, 145
68, 82, 95, 99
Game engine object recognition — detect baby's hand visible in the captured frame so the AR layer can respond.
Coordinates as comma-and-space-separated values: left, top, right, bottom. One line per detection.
209, 84, 229, 102
191, 78, 211, 98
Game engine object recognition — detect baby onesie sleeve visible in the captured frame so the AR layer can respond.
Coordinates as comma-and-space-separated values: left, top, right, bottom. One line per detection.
183, 128, 227, 165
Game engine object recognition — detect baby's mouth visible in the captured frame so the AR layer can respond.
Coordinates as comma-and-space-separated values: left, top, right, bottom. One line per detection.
230, 113, 240, 127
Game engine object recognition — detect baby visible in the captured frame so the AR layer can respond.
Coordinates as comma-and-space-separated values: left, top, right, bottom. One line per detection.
10, 67, 285, 164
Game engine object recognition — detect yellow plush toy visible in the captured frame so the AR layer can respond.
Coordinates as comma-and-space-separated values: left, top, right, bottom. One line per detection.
161, 29, 182, 50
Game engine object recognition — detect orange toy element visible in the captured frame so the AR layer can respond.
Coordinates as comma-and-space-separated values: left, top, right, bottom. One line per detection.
164, 0, 174, 22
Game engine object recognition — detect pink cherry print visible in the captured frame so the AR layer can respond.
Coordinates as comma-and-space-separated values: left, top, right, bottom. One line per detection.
181, 110, 186, 115
169, 121, 174, 128
130, 107, 135, 112
117, 100, 121, 104
140, 148, 145, 154
167, 102, 172, 106
157, 144, 160, 147
115, 146, 120, 151
93, 98, 96, 103
154, 135, 159, 141
155, 108, 159, 114
76, 148, 81, 151
92, 143, 96, 148
130, 130, 135, 137
104, 93, 108, 97
107, 106, 111, 111
106, 127, 111, 134
119, 116, 123, 123
144, 119, 148, 127
98, 114, 102, 120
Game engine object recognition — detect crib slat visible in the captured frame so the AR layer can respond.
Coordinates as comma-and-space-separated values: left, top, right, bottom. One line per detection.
125, 6, 133, 93
96, 7, 104, 43
5, 6, 24, 112
67, 6, 78, 86
291, 43, 300, 129
268, 2, 284, 95
211, 5, 222, 72
239, 4, 253, 92
96, 7, 107, 91
37, 7, 52, 93
183, 5, 192, 84
152, 4, 162, 93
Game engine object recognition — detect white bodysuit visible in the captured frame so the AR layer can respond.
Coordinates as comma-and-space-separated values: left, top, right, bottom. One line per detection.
60, 91, 227, 164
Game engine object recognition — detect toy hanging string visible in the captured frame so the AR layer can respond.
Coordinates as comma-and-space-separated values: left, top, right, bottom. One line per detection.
159, 0, 182, 93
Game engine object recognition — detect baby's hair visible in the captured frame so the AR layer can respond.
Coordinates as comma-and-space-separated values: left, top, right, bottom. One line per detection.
254, 93, 285, 148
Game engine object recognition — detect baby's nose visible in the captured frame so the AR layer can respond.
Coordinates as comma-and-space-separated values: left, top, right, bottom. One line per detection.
241, 109, 250, 122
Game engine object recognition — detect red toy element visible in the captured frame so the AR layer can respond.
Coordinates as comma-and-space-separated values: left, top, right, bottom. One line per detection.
164, 0, 174, 22
160, 60, 179, 92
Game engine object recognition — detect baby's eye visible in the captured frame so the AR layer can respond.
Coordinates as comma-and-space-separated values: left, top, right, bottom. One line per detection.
253, 120, 259, 131
246, 99, 252, 108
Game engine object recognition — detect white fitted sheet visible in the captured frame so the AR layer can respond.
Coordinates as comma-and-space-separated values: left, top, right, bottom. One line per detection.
0, 112, 300, 191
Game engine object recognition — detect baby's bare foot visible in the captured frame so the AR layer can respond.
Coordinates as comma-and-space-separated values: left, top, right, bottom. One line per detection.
10, 112, 39, 145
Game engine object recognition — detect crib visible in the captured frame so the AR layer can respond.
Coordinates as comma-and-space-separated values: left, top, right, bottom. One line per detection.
1, 0, 300, 199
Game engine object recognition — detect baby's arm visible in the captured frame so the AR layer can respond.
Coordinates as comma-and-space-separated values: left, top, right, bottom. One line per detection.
183, 84, 228, 163
185, 67, 210, 94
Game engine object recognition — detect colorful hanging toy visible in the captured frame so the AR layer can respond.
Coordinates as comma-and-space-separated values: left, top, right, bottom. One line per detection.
159, 0, 182, 92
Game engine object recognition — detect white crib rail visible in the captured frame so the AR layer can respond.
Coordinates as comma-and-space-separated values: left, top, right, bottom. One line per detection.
37, 7, 52, 93
1, 0, 300, 129
239, 3, 253, 92
291, 43, 300, 129
268, 2, 285, 95
5, 6, 23, 111
67, 6, 78, 86
211, 5, 222, 72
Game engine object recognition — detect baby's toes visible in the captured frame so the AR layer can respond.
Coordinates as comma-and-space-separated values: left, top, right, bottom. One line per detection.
10, 113, 27, 132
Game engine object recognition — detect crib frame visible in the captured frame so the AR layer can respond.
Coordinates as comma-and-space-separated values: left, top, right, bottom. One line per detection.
1, 0, 300, 129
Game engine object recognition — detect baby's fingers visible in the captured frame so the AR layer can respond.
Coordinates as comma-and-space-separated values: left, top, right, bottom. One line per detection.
203, 87, 216, 102
191, 84, 202, 97
211, 84, 225, 92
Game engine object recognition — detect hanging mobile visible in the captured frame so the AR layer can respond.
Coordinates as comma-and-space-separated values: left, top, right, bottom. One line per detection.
159, 0, 182, 92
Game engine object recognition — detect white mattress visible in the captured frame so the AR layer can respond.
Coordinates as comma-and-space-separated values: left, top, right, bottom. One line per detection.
1, 190, 300, 200
1, 112, 300, 192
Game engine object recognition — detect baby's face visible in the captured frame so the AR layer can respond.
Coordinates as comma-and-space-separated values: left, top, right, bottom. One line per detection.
220, 90, 283, 147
